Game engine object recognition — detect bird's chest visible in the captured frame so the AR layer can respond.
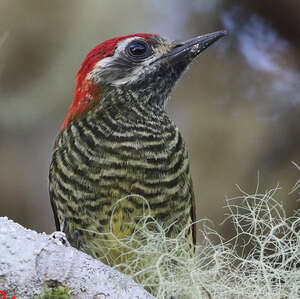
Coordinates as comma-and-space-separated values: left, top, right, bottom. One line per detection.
57, 115, 186, 189
97, 120, 180, 165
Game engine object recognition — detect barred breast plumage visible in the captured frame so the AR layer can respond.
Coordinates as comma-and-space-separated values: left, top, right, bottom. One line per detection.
50, 89, 195, 264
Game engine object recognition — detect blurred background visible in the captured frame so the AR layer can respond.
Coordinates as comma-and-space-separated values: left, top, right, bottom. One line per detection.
0, 0, 299, 242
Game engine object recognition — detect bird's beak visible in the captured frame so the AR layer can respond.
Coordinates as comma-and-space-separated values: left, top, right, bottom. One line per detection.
161, 30, 227, 64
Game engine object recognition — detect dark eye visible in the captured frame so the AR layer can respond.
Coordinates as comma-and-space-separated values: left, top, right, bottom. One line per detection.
126, 40, 152, 59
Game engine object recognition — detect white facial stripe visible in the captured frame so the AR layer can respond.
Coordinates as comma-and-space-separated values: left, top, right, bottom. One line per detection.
87, 37, 144, 82
112, 63, 154, 86
114, 37, 141, 55
87, 56, 114, 82
91, 37, 146, 71
112, 74, 140, 86
87, 36, 166, 86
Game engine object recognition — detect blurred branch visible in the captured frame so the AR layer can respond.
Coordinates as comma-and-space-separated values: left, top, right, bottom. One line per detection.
0, 31, 9, 49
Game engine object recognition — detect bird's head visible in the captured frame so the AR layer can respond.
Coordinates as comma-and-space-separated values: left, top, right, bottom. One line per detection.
62, 31, 226, 130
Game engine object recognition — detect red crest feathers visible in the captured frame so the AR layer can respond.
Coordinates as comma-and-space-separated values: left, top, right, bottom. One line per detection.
61, 33, 156, 131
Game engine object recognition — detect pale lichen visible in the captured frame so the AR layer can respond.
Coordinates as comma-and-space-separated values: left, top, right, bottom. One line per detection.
87, 167, 300, 298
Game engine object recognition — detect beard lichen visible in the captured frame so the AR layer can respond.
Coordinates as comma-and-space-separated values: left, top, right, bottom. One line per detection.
80, 170, 300, 299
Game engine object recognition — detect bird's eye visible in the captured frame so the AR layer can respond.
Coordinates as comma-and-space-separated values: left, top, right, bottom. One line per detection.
125, 40, 152, 59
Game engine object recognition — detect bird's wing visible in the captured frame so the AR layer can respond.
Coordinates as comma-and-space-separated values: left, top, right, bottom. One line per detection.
190, 180, 197, 245
50, 194, 61, 231
49, 153, 62, 231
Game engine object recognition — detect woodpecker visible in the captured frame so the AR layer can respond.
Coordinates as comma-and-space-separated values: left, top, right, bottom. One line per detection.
49, 31, 226, 266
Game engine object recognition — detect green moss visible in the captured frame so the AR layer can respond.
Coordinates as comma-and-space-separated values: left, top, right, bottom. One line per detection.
36, 287, 72, 299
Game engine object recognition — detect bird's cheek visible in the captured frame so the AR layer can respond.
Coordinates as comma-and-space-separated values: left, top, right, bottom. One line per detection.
111, 75, 138, 86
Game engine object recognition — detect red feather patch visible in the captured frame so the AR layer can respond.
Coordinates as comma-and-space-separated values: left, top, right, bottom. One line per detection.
61, 33, 156, 131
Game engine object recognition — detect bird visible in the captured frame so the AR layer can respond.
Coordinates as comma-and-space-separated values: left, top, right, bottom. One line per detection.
49, 31, 226, 267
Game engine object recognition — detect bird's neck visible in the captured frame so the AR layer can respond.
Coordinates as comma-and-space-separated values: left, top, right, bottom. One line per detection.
92, 87, 169, 124
57, 87, 175, 154
61, 81, 171, 133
